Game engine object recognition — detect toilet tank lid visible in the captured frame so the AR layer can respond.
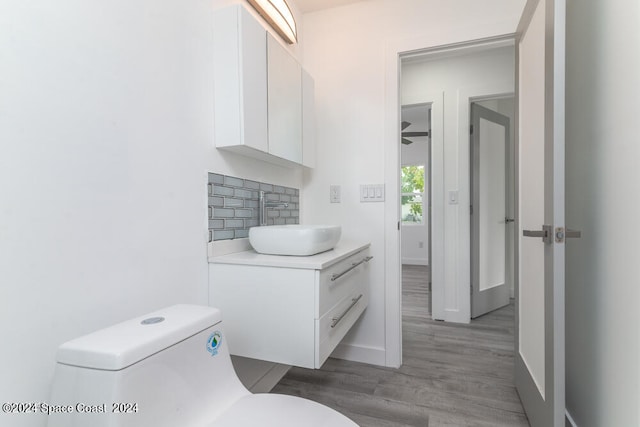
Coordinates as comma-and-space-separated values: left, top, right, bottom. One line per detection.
56, 305, 222, 371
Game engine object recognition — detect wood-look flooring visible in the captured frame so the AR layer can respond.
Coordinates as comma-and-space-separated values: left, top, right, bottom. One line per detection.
271, 265, 529, 426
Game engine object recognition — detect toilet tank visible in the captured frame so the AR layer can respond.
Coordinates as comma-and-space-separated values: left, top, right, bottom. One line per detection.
48, 305, 249, 427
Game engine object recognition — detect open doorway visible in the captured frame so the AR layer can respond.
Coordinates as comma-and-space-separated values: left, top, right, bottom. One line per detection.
400, 104, 432, 319
399, 38, 515, 325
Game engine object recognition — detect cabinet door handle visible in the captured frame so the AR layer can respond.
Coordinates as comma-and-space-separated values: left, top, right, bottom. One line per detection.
330, 256, 373, 282
331, 294, 363, 328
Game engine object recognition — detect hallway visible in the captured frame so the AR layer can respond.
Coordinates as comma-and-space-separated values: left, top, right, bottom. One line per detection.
272, 265, 529, 426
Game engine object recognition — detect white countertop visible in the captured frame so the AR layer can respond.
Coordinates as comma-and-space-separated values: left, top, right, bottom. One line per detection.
209, 241, 370, 270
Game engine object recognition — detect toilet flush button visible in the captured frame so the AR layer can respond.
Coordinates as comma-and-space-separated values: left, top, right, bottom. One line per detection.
141, 317, 165, 325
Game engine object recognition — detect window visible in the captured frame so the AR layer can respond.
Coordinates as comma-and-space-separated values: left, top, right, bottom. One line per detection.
401, 165, 425, 224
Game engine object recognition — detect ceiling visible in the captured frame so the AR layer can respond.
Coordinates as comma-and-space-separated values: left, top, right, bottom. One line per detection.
401, 104, 430, 145
293, 0, 368, 13
402, 104, 430, 132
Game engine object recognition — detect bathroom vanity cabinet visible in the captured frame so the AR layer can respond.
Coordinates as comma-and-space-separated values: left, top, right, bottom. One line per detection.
212, 5, 315, 168
209, 243, 371, 369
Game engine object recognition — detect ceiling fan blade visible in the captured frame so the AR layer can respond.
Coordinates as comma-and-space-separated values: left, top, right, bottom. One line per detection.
401, 131, 430, 137
401, 121, 412, 130
401, 138, 413, 145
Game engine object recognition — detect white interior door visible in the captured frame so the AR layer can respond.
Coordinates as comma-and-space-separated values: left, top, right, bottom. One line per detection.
470, 103, 511, 318
515, 0, 566, 425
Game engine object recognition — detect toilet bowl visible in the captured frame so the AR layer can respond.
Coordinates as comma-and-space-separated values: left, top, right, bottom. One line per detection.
47, 304, 357, 427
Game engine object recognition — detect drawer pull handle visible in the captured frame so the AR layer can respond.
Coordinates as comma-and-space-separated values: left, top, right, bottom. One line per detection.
331, 294, 363, 328
330, 256, 373, 282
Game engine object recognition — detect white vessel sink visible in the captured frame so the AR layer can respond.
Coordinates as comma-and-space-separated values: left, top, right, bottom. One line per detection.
249, 225, 342, 256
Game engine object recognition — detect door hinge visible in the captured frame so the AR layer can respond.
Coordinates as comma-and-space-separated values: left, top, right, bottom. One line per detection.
397, 221, 400, 231
470, 204, 473, 215
470, 124, 474, 135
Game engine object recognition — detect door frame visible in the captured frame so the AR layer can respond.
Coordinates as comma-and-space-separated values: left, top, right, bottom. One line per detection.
384, 34, 517, 367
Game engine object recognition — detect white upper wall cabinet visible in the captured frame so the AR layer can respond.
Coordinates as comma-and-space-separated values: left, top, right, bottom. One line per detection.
267, 34, 303, 164
212, 5, 314, 168
302, 69, 316, 168
213, 6, 268, 154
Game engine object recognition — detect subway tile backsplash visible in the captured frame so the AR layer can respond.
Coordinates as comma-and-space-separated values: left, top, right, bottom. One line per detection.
207, 173, 299, 242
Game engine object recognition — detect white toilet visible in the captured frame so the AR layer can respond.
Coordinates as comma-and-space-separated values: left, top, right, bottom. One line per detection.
48, 304, 358, 427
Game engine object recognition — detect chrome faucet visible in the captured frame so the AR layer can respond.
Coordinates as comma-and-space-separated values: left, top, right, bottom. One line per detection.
259, 191, 288, 226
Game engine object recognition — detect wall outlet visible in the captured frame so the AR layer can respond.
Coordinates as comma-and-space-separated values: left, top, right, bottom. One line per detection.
330, 185, 341, 203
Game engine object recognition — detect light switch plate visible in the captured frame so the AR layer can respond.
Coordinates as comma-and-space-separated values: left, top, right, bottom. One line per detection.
360, 184, 385, 202
330, 185, 341, 203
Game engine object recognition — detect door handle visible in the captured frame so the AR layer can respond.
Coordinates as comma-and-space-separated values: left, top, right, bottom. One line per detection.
505, 217, 515, 223
523, 225, 581, 243
523, 225, 553, 244
523, 230, 547, 238
555, 227, 582, 242
566, 229, 582, 238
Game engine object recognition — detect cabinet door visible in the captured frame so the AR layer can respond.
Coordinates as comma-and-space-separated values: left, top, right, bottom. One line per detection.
213, 6, 268, 153
302, 69, 316, 168
210, 264, 317, 369
267, 34, 302, 163
239, 7, 268, 152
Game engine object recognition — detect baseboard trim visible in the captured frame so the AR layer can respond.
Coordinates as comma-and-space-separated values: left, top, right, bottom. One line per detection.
330, 342, 386, 366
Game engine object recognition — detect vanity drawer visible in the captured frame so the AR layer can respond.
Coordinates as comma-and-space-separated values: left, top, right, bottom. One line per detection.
317, 248, 372, 317
315, 282, 368, 368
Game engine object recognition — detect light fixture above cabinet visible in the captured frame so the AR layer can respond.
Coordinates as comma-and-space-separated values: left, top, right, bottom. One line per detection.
247, 0, 298, 44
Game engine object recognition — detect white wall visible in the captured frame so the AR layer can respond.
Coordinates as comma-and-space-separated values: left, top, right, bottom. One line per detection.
301, 0, 525, 365
401, 47, 515, 321
401, 226, 429, 265
0, 1, 303, 426
565, 0, 640, 424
